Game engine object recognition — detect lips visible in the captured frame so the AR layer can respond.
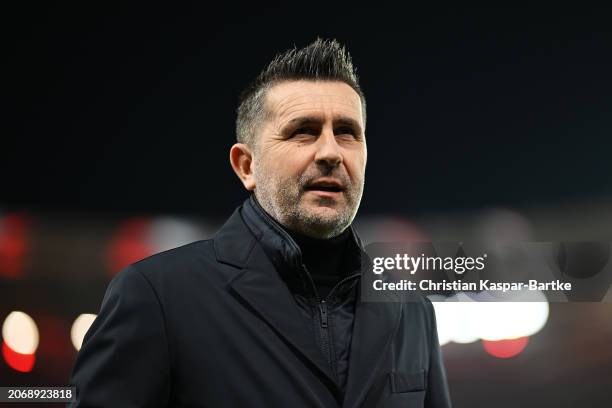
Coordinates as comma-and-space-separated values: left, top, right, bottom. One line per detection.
304, 178, 345, 193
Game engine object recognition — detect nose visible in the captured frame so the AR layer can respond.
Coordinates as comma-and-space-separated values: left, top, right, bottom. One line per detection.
314, 128, 342, 169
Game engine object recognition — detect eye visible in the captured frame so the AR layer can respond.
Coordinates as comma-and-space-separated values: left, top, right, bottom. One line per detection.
335, 127, 357, 139
290, 127, 318, 138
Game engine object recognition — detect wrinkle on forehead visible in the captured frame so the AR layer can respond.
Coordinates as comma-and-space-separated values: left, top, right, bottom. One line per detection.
264, 81, 364, 130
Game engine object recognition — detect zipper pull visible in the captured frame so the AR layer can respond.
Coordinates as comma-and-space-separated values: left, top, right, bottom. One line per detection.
319, 301, 329, 328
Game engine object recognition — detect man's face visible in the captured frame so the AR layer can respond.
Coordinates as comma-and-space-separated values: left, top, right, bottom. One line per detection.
252, 80, 367, 239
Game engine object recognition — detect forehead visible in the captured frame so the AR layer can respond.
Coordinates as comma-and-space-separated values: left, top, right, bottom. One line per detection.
264, 80, 363, 125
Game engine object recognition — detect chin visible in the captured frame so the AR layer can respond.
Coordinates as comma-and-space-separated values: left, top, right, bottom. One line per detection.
300, 207, 349, 234
303, 204, 342, 220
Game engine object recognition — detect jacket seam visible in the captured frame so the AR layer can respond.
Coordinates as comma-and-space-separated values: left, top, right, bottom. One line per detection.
327, 311, 339, 381
133, 266, 174, 394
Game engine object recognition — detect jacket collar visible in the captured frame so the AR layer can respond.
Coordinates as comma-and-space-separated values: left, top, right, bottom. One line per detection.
240, 194, 365, 298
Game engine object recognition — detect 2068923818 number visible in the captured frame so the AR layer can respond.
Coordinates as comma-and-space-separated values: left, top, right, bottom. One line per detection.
0, 387, 76, 402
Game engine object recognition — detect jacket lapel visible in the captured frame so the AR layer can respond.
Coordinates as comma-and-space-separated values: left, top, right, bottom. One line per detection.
228, 244, 339, 386
343, 285, 402, 408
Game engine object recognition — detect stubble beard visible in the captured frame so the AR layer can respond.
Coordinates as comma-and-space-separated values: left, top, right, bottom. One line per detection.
254, 162, 364, 239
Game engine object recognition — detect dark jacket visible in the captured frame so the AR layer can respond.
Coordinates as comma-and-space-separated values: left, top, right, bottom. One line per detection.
69, 196, 451, 407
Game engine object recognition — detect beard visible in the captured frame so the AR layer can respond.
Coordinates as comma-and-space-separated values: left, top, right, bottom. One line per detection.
253, 161, 364, 239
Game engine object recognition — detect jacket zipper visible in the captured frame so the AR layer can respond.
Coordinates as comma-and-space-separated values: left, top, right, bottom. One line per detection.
306, 265, 360, 377
318, 300, 331, 368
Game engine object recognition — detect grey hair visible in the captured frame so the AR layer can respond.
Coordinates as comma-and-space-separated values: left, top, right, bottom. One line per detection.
235, 38, 366, 147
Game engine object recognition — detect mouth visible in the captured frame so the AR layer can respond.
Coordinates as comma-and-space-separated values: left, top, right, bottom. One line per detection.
304, 179, 345, 195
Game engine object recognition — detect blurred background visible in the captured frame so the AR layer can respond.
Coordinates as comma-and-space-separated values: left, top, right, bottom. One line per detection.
2, 4, 612, 407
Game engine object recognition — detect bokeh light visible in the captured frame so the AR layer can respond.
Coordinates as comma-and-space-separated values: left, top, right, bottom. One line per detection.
431, 291, 549, 351
2, 311, 39, 372
0, 213, 29, 278
482, 337, 529, 358
70, 314, 97, 351
2, 341, 36, 372
2, 311, 39, 354
107, 217, 154, 275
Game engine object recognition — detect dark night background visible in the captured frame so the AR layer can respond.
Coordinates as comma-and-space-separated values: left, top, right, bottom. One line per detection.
2, 4, 612, 408
4, 5, 611, 217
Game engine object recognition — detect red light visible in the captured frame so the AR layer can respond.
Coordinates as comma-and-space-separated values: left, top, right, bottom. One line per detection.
0, 213, 29, 278
482, 336, 529, 359
106, 218, 154, 276
2, 341, 35, 373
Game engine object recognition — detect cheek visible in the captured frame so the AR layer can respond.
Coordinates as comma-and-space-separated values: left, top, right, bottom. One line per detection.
344, 150, 367, 180
258, 146, 310, 179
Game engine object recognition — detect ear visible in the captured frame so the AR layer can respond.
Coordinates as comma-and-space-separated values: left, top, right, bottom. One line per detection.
229, 143, 256, 190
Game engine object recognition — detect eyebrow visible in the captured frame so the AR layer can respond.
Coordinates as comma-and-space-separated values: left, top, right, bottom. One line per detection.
285, 116, 363, 133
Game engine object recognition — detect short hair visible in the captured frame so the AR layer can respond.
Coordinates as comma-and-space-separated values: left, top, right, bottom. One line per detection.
236, 38, 366, 147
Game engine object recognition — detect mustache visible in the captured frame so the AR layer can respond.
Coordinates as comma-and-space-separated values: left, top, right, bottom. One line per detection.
298, 171, 352, 191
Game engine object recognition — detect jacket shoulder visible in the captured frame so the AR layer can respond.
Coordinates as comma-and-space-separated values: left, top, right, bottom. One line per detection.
125, 239, 231, 290
132, 239, 213, 272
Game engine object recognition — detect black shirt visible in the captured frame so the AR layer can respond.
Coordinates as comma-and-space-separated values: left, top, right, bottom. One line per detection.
286, 228, 351, 299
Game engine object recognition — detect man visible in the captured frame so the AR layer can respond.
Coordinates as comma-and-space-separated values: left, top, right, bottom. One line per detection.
69, 39, 451, 407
